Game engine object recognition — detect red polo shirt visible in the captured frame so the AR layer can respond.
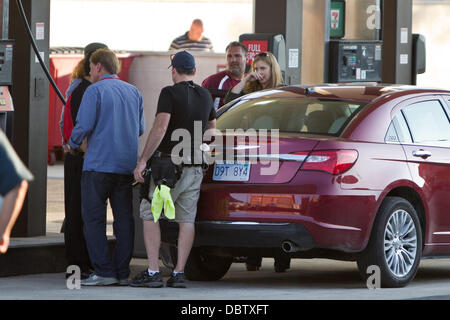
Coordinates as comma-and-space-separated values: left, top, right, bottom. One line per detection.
202, 70, 242, 110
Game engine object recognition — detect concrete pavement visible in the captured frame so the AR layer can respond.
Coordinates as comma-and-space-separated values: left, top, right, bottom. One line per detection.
2, 163, 450, 302
2, 257, 450, 300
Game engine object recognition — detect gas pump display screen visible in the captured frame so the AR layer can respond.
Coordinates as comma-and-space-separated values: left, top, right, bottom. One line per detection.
0, 40, 13, 85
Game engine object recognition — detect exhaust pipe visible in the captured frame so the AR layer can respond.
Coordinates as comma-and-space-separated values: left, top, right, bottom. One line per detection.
281, 241, 299, 253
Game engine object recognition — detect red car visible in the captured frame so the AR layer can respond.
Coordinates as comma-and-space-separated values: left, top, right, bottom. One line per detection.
160, 84, 450, 287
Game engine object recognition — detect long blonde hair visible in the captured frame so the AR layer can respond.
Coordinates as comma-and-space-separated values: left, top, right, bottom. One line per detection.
69, 58, 86, 82
243, 52, 284, 94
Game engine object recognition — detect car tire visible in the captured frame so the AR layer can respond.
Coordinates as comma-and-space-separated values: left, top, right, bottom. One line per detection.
185, 247, 233, 281
357, 196, 422, 288
274, 257, 291, 273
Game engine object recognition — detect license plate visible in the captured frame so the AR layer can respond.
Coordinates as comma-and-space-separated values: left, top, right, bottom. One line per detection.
212, 162, 251, 181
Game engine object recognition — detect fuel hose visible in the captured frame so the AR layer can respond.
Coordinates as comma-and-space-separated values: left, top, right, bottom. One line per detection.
15, 0, 67, 105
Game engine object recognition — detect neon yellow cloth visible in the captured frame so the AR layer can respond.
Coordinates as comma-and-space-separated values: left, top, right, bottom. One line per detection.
151, 185, 175, 222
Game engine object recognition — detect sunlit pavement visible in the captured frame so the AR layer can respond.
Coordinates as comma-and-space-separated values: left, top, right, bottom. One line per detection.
2, 165, 450, 300
1, 257, 450, 300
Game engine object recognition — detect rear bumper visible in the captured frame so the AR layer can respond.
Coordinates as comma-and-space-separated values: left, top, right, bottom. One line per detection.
160, 219, 316, 250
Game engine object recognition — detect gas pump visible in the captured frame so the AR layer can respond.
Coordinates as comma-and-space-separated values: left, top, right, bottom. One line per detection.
326, 0, 425, 84
0, 3, 14, 140
327, 0, 382, 83
328, 39, 382, 82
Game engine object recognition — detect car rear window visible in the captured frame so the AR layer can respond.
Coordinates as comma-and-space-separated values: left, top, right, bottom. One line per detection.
217, 98, 365, 135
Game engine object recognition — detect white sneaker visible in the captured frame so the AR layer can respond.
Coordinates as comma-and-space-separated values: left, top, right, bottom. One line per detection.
81, 274, 118, 286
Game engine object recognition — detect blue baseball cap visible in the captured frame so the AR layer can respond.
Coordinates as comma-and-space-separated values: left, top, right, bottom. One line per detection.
168, 51, 196, 70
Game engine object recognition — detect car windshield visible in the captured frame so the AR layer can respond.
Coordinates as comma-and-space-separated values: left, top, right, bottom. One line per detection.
217, 98, 366, 135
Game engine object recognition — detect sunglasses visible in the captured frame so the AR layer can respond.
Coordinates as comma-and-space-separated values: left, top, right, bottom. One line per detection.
255, 52, 269, 58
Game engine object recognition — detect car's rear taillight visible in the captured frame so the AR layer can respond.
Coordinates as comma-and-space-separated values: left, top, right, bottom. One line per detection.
295, 150, 358, 175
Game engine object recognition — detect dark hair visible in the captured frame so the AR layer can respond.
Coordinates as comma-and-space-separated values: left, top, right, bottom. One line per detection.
225, 41, 248, 56
83, 43, 108, 75
84, 58, 91, 76
175, 67, 195, 75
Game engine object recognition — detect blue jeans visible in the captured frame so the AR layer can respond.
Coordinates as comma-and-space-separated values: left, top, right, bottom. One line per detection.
81, 171, 134, 279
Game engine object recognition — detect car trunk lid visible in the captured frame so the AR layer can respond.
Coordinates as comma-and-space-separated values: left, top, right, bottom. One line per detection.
204, 132, 320, 184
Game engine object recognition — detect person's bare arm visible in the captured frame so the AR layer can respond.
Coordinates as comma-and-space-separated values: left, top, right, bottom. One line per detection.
230, 72, 259, 94
0, 180, 29, 254
133, 113, 171, 183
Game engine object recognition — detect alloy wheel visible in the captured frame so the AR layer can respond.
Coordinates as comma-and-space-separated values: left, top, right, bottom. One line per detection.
384, 209, 418, 278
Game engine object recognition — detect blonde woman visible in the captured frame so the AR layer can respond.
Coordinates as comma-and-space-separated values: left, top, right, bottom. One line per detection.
223, 51, 289, 272
223, 51, 284, 104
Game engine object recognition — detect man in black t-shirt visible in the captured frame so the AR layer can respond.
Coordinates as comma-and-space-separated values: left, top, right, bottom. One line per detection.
131, 51, 216, 288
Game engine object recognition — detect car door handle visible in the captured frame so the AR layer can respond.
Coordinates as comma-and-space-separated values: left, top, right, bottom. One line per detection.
412, 149, 432, 159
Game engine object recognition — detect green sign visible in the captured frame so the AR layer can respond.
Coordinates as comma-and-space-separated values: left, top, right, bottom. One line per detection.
330, 0, 345, 38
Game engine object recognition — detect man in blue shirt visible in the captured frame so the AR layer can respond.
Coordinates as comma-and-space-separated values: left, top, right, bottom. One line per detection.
69, 48, 145, 286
